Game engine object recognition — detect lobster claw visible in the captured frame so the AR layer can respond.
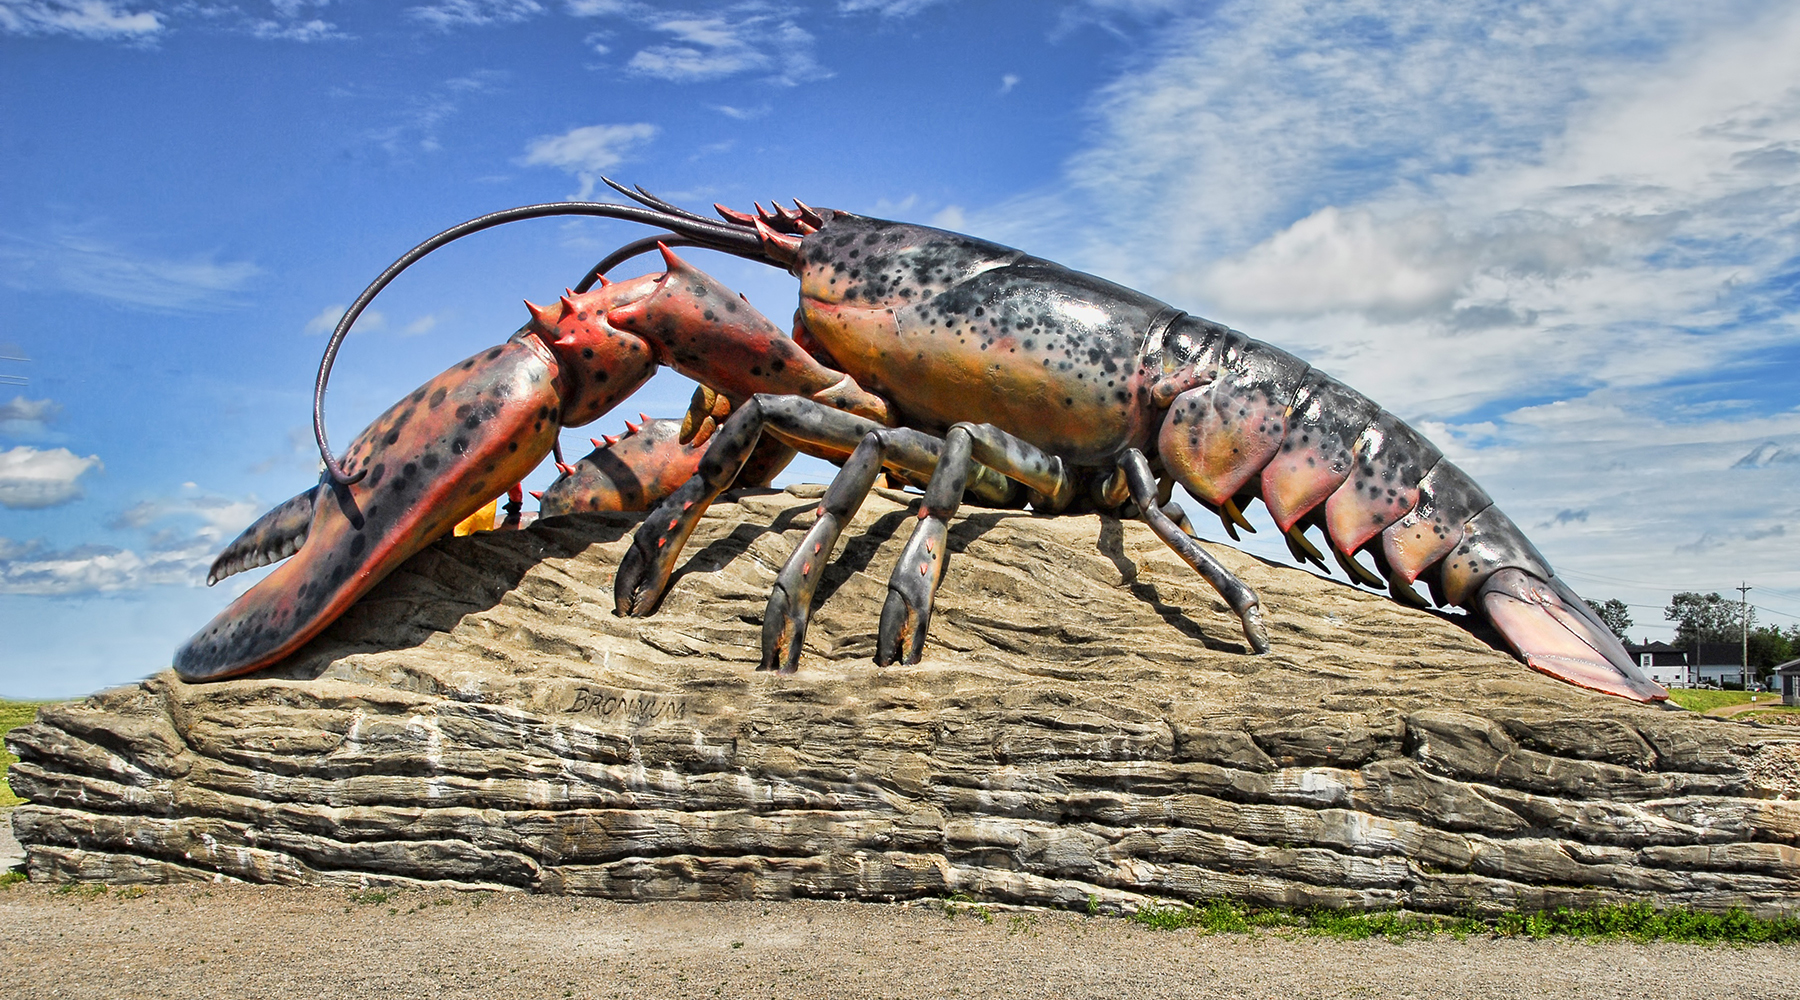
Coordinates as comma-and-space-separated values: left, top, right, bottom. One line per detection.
174, 339, 568, 680
538, 408, 795, 517
176, 282, 667, 681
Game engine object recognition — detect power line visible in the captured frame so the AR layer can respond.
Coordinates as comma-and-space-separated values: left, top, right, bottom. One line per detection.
1559, 568, 1800, 609
1602, 601, 1799, 622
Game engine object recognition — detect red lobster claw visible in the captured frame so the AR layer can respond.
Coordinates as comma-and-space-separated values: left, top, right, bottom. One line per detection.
174, 280, 666, 681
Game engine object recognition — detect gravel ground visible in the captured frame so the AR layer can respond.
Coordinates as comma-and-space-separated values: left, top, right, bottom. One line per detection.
2, 883, 1794, 1000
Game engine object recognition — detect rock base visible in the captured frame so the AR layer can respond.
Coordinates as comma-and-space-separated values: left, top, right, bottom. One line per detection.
9, 488, 1799, 914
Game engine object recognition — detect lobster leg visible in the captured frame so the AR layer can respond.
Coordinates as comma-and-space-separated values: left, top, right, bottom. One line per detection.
875, 422, 1271, 665
1116, 449, 1270, 654
876, 421, 1084, 664
616, 394, 1014, 618
763, 422, 952, 673
538, 412, 793, 517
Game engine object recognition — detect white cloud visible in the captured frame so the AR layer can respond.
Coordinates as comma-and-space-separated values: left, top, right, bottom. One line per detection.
364, 70, 507, 156
407, 0, 543, 30
249, 17, 343, 41
0, 488, 262, 595
569, 2, 829, 86
0, 0, 352, 43
0, 396, 57, 425
713, 103, 769, 120
0, 0, 162, 39
400, 312, 444, 337
945, 0, 1800, 639
302, 303, 385, 336
0, 537, 199, 594
0, 228, 259, 311
999, 73, 1019, 95
519, 122, 659, 198
967, 0, 1800, 417
0, 445, 102, 509
0, 395, 61, 441
108, 491, 261, 545
836, 0, 948, 15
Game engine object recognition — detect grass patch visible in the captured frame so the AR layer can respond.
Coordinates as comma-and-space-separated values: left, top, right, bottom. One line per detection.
1, 700, 49, 808
1128, 898, 1800, 944
1666, 689, 1757, 712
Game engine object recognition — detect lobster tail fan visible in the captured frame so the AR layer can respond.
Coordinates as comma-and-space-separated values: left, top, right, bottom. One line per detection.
1478, 568, 1668, 703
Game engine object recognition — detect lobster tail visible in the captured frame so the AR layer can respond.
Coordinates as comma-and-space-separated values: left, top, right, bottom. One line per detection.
1480, 567, 1666, 701
1154, 317, 1668, 703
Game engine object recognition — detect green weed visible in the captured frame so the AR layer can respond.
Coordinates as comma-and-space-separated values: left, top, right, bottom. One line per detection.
1, 700, 51, 808
1492, 901, 1800, 943
1126, 897, 1800, 944
1665, 689, 1756, 712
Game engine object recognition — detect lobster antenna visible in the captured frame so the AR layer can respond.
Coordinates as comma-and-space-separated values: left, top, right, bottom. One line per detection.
313, 199, 778, 487
600, 177, 720, 227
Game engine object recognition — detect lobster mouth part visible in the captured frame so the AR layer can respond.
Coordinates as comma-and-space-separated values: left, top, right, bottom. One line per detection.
175, 336, 569, 681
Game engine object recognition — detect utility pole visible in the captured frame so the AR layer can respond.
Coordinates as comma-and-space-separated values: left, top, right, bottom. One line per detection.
1738, 582, 1752, 690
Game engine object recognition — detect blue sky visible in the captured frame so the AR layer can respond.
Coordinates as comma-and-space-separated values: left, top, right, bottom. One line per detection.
2, 0, 1797, 699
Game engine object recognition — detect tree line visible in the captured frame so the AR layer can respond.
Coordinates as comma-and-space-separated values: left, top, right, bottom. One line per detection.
1586, 593, 1800, 680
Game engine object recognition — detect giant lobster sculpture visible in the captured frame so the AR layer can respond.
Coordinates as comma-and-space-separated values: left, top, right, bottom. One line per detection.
175, 183, 1668, 704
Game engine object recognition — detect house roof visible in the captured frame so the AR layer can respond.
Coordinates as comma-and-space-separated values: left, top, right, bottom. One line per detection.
1775, 658, 1800, 675
1692, 641, 1748, 666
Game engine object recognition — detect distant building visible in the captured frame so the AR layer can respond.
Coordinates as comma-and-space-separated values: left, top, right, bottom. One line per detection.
1691, 641, 1751, 687
1625, 641, 1691, 688
1777, 659, 1800, 707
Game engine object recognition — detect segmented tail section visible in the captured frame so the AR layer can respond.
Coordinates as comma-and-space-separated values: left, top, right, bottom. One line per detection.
1154, 315, 1668, 703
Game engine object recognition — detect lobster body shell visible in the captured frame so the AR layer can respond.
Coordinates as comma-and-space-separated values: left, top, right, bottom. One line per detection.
798, 217, 1169, 464
776, 212, 1660, 701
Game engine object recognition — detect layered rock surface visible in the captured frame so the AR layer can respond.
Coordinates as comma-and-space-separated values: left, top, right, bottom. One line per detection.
9, 487, 1799, 913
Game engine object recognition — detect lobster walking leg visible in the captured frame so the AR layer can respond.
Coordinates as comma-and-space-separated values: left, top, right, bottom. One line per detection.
615, 394, 1014, 617
876, 422, 1078, 665
1116, 448, 1270, 654
763, 423, 953, 673
876, 422, 1270, 666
